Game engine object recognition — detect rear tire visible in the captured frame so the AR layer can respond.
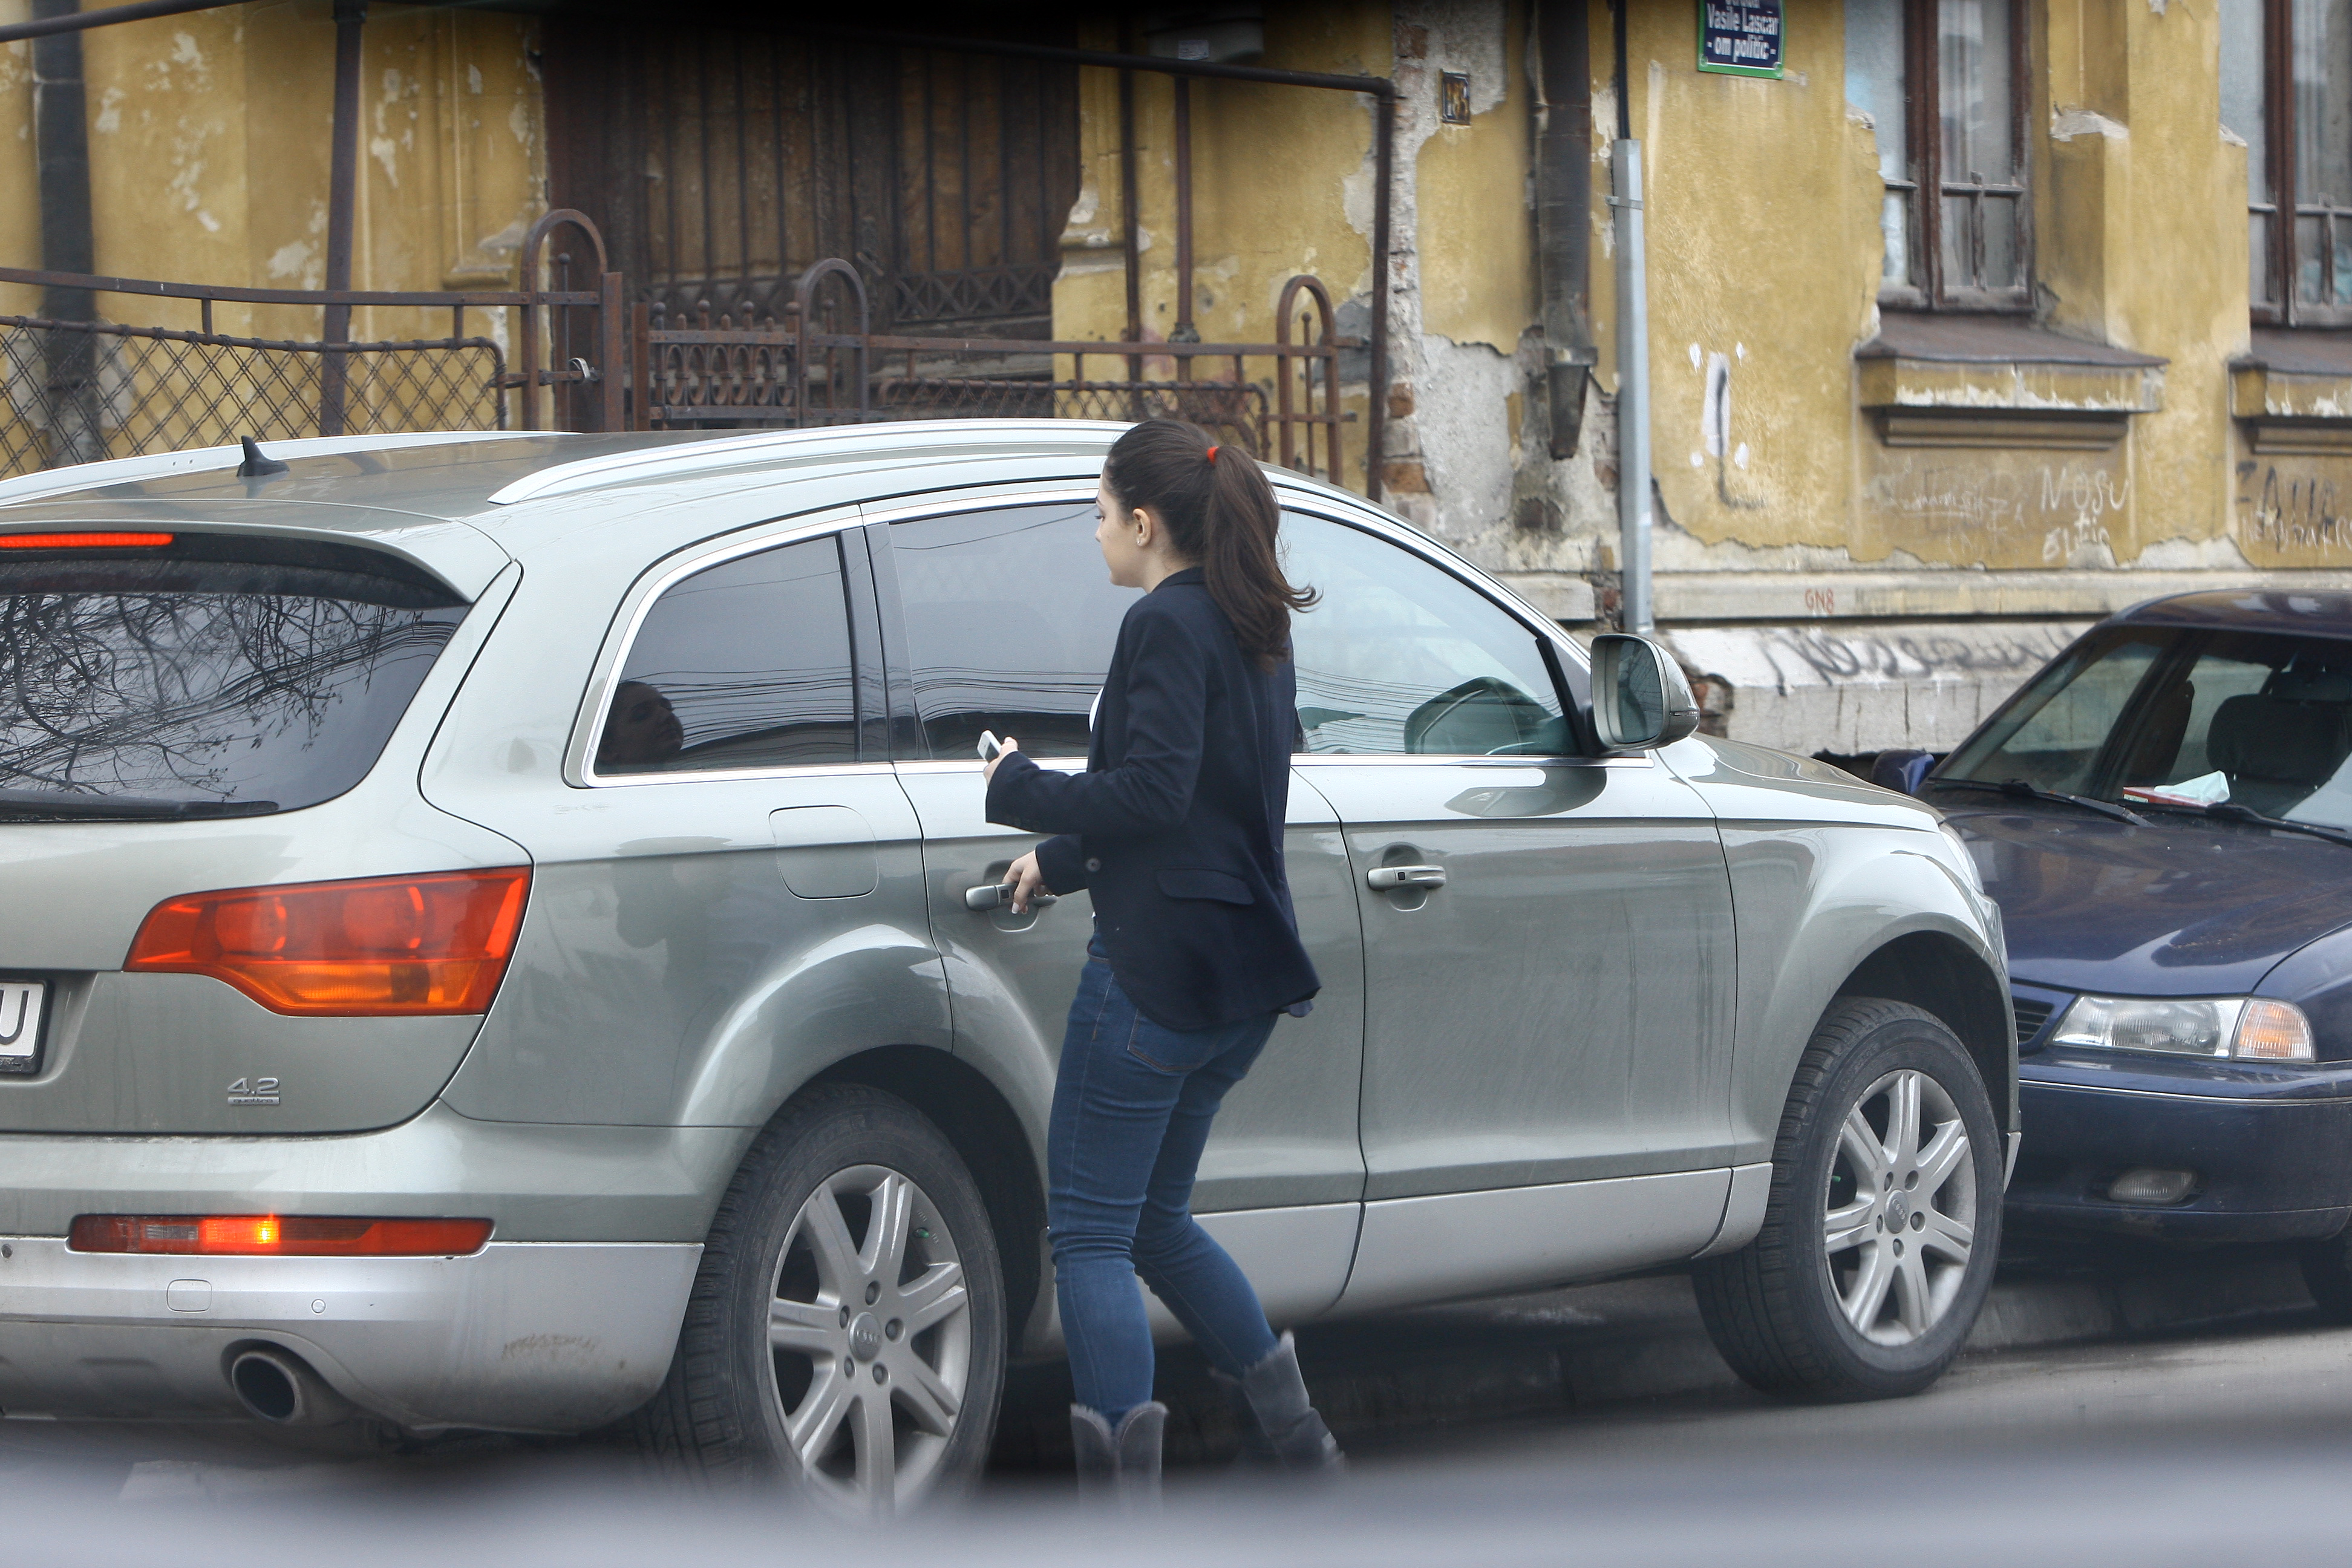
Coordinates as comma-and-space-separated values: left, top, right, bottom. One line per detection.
1694, 998, 2002, 1402
635, 1083, 1007, 1512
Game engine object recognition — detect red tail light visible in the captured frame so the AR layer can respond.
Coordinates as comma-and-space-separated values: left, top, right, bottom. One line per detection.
0, 531, 174, 549
123, 867, 529, 1016
70, 1215, 492, 1256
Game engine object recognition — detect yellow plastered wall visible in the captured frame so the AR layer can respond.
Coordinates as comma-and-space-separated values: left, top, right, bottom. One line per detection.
1414, 5, 1535, 354
1598, 0, 2271, 573
1609, 0, 1884, 560
2036, 0, 2246, 567
4, 2, 541, 343
1, 16, 38, 284
1055, 5, 1387, 491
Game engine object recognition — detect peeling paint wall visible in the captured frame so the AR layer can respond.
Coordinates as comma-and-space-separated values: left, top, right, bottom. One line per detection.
0, 14, 36, 277
0, 1, 544, 347
1056, 5, 1386, 492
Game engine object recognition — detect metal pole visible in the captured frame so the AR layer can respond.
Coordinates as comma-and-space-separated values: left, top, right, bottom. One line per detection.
1534, 0, 1596, 460
318, 0, 367, 437
31, 0, 100, 466
1173, 74, 1195, 365
1119, 67, 1142, 397
1367, 91, 1392, 503
1612, 139, 1652, 635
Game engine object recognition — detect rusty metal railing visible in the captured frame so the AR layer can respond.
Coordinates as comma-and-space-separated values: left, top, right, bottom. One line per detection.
632, 259, 1355, 484
0, 211, 622, 478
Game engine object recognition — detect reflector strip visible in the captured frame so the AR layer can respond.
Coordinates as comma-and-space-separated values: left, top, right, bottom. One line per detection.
0, 532, 175, 549
68, 1215, 492, 1256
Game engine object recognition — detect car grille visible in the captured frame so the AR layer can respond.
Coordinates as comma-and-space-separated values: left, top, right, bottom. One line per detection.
2012, 995, 2056, 1045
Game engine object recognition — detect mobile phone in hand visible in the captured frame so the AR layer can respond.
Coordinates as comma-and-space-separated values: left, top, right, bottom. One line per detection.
978, 730, 1004, 763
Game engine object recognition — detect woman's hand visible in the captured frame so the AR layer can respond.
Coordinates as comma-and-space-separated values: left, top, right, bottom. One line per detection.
981, 734, 1021, 783
1004, 849, 1051, 914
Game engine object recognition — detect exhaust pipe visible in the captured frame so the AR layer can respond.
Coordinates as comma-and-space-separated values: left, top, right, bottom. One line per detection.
227, 1347, 358, 1427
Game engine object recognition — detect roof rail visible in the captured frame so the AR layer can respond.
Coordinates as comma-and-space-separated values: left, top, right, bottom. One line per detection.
0, 430, 549, 509
484, 419, 1131, 507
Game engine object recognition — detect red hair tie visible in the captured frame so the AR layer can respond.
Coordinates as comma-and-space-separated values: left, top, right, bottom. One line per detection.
1207, 445, 1220, 464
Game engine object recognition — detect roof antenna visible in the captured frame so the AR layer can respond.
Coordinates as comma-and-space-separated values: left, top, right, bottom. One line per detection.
237, 436, 289, 478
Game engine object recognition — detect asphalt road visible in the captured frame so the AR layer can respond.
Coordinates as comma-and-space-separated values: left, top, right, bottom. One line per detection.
4, 1283, 2352, 1565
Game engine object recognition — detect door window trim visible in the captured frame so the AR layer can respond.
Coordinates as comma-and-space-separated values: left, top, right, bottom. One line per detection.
1270, 494, 1603, 764
567, 508, 881, 788
867, 485, 1110, 771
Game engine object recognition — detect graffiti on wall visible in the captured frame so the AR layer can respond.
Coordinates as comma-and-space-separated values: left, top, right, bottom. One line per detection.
2235, 460, 2352, 563
1857, 447, 2132, 567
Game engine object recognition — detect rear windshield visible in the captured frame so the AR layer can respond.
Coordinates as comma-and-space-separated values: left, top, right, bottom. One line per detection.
0, 546, 467, 821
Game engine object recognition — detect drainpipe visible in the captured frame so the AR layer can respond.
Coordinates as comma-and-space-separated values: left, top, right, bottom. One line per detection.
1172, 74, 1196, 371
1611, 138, 1653, 635
318, 0, 367, 437
31, 0, 102, 466
1533, 0, 1595, 459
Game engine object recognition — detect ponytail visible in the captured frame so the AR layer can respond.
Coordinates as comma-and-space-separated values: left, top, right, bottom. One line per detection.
1102, 419, 1316, 670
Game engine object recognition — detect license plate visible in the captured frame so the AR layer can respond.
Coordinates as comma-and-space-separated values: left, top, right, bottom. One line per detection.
0, 981, 48, 1073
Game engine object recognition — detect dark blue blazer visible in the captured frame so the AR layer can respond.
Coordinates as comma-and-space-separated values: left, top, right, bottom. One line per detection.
985, 567, 1320, 1032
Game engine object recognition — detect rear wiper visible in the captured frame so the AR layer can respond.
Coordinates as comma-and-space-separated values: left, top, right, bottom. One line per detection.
1932, 776, 2151, 827
2134, 798, 2352, 850
0, 789, 277, 821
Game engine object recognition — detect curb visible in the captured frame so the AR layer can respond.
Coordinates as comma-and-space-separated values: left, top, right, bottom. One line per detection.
990, 1251, 2319, 1471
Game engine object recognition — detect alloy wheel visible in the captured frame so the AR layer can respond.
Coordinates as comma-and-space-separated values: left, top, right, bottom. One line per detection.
764, 1163, 973, 1511
1820, 1068, 1976, 1346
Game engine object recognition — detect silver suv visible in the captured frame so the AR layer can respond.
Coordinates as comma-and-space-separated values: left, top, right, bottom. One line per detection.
0, 424, 2012, 1506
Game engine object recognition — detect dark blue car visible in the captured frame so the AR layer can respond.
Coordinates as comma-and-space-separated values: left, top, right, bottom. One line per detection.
1876, 591, 2352, 1313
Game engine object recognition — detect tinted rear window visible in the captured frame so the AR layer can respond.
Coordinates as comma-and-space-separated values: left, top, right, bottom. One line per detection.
0, 550, 466, 820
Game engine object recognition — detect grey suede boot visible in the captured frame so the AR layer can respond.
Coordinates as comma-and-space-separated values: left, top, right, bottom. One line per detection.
1070, 1401, 1167, 1507
1235, 1332, 1344, 1473
1209, 1365, 1278, 1468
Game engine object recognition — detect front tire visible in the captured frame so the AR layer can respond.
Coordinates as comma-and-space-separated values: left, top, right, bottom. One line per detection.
636, 1084, 1007, 1512
1694, 998, 2002, 1401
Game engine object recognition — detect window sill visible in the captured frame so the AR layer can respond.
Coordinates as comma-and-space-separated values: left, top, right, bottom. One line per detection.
2232, 329, 2352, 454
1858, 313, 2166, 450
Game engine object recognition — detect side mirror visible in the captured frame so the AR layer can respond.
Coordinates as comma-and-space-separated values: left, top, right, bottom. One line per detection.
1870, 748, 1935, 795
1589, 633, 1702, 751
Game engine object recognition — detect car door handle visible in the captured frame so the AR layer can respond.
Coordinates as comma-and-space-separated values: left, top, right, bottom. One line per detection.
964, 883, 1058, 911
1367, 864, 1446, 890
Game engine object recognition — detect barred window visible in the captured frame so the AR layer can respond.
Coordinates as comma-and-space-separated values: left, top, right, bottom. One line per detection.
1846, 0, 2031, 309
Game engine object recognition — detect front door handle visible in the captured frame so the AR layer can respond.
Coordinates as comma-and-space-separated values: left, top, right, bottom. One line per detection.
964, 883, 1059, 911
1366, 864, 1446, 891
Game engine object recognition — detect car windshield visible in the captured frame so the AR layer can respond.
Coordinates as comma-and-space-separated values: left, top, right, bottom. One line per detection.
1938, 623, 2352, 831
0, 547, 468, 820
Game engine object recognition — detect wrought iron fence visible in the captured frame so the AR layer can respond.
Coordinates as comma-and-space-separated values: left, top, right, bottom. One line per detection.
0, 316, 505, 475
0, 225, 1355, 486
633, 258, 1354, 483
0, 211, 620, 480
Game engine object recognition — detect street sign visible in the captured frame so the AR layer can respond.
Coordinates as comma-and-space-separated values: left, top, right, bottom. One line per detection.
1699, 0, 1784, 79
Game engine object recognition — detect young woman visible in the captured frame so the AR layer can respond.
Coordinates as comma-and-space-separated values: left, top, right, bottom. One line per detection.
982, 419, 1341, 1500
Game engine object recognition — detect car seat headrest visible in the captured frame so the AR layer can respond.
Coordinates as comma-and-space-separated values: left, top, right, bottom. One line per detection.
2209, 692, 2352, 788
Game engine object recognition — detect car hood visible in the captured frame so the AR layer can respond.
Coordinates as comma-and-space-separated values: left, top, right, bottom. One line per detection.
1941, 797, 2352, 996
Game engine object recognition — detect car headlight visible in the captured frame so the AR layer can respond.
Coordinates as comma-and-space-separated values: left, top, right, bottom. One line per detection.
2051, 995, 2315, 1061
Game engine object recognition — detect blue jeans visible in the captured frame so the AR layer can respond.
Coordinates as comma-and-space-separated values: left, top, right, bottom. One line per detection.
1048, 942, 1281, 1422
